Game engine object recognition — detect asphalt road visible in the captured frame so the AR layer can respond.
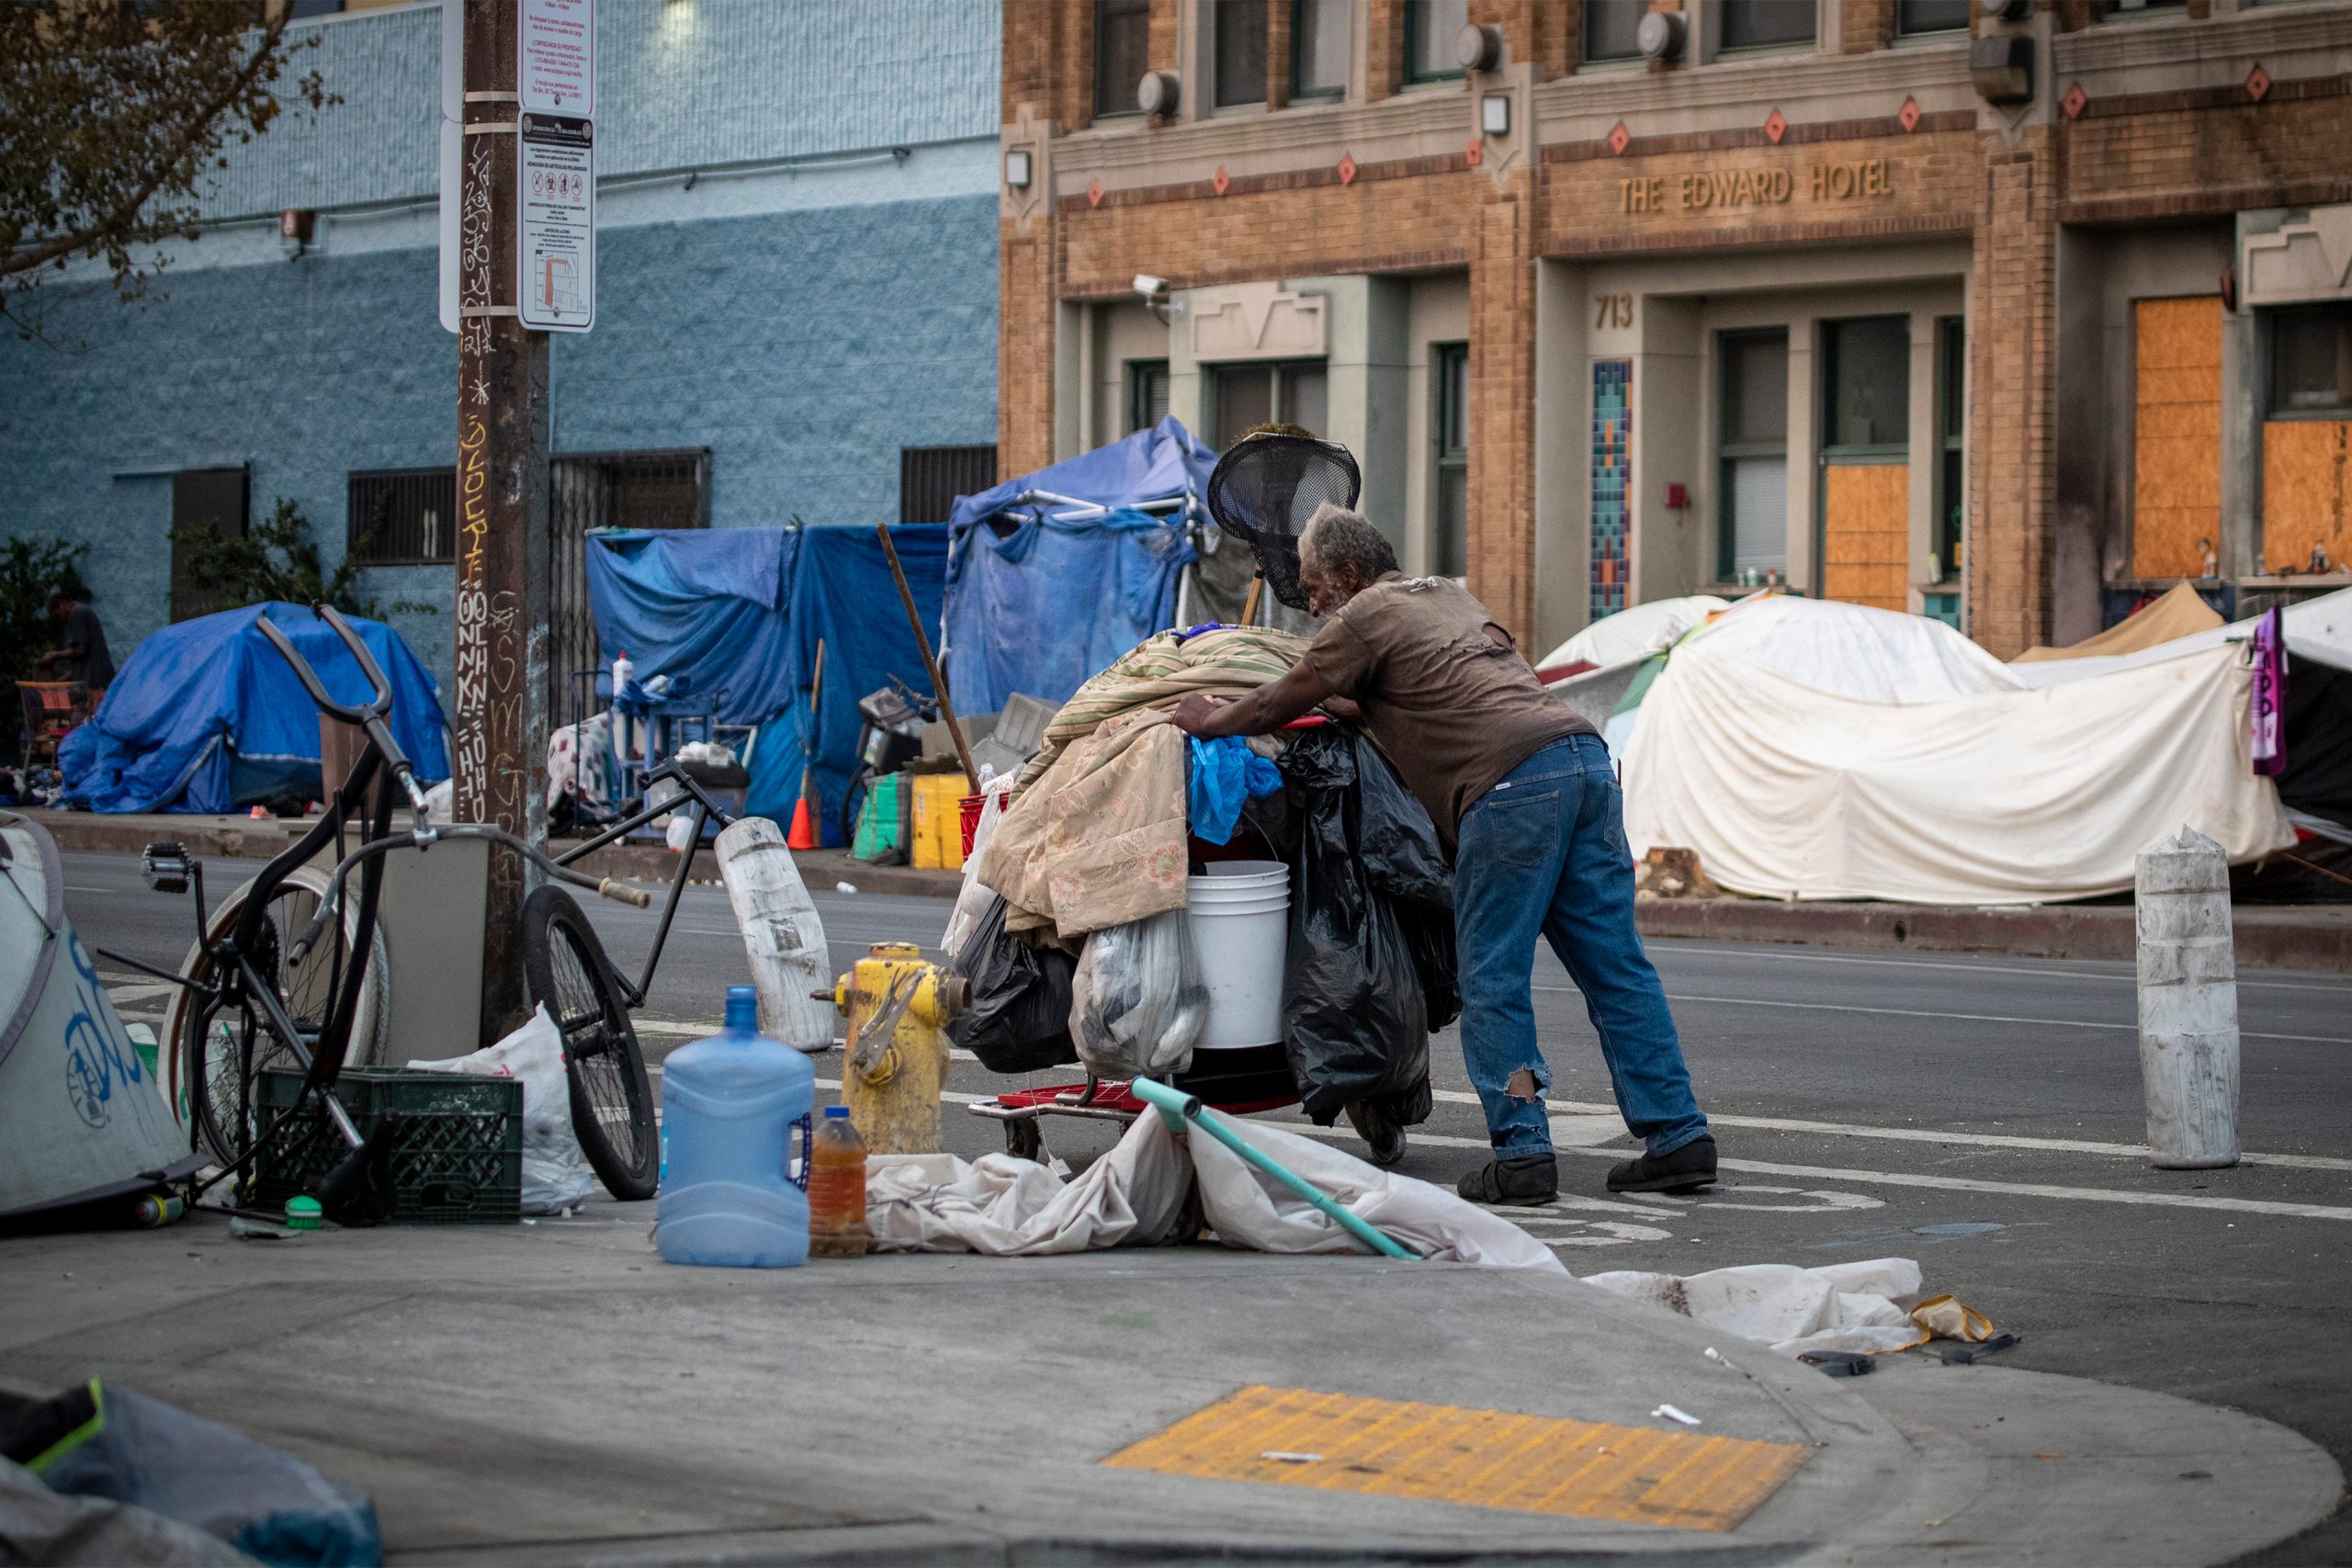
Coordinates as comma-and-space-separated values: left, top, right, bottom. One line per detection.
66, 849, 2352, 1563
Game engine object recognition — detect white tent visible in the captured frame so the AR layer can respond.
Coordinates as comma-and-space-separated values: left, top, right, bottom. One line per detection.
1537, 595, 1729, 672
1621, 633, 2292, 906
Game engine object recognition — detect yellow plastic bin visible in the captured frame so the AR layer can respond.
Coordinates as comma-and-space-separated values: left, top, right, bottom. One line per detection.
909, 773, 968, 871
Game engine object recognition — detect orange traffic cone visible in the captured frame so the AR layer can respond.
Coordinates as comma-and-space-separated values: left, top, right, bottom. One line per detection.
787, 793, 818, 851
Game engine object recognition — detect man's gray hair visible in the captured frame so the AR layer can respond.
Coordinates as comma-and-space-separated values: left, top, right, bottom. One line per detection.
1298, 502, 1397, 583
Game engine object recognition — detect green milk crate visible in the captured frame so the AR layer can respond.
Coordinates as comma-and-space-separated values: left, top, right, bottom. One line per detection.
252, 1066, 524, 1224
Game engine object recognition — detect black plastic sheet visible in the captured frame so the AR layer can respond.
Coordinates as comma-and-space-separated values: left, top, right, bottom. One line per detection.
1275, 726, 1454, 1126
947, 895, 1081, 1075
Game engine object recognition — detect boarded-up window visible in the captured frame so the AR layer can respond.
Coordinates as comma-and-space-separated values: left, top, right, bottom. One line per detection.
169, 467, 249, 622
2262, 303, 2352, 574
1822, 464, 1909, 611
2131, 296, 2222, 579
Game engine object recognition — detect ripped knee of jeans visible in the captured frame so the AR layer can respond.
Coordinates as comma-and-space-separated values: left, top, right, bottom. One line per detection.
1505, 1067, 1547, 1103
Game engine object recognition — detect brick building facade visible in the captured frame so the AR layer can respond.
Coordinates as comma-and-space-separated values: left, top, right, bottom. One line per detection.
997, 0, 2352, 657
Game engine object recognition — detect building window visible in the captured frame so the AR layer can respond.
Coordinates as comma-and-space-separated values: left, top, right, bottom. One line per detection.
169, 466, 249, 623
1718, 0, 1815, 51
2097, 0, 2187, 17
1935, 317, 1965, 583
1094, 0, 1150, 118
1433, 343, 1470, 578
287, 0, 345, 17
1214, 0, 1270, 107
900, 446, 1000, 524
550, 448, 709, 534
1211, 361, 1329, 446
1717, 331, 1789, 581
347, 468, 457, 566
1584, 0, 1646, 62
1895, 0, 1972, 32
2271, 304, 2352, 417
1291, 0, 1349, 97
1127, 359, 1171, 434
1822, 316, 1911, 454
1404, 0, 1467, 83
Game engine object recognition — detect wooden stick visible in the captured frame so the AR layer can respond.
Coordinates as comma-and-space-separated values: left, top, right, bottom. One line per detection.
1240, 570, 1265, 627
874, 525, 977, 790
797, 638, 825, 809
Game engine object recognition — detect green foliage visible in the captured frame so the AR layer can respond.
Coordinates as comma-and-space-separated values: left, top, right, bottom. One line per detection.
2, 535, 91, 760
172, 496, 381, 619
1, 2, 333, 342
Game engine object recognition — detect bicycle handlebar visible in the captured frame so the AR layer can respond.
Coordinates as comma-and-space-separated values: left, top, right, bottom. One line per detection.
254, 604, 395, 725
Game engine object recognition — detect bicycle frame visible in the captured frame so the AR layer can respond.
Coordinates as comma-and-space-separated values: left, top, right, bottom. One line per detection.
549, 758, 740, 1009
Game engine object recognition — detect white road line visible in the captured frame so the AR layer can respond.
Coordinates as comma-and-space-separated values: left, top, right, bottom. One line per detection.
1419, 1088, 2352, 1173
828, 1077, 2352, 1223
1540, 987, 2347, 1044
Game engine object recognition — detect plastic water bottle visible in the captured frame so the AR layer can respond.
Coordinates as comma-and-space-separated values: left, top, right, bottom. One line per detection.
656, 986, 813, 1268
807, 1107, 869, 1258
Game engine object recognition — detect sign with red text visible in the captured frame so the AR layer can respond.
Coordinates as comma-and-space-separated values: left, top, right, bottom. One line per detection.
518, 0, 594, 117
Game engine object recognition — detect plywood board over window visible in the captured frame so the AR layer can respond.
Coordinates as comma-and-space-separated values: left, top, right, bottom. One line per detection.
1823, 464, 1909, 611
2132, 297, 2222, 580
2264, 421, 2352, 573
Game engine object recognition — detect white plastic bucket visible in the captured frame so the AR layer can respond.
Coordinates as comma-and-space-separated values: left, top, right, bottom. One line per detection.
1186, 861, 1290, 1051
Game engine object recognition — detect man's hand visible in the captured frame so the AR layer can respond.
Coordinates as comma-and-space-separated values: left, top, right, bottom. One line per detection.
1320, 695, 1363, 723
1172, 693, 1227, 737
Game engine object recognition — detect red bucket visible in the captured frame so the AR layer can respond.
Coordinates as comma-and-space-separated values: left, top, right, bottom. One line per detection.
959, 793, 988, 859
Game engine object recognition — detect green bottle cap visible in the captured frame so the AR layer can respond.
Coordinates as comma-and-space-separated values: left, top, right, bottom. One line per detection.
285, 1196, 323, 1231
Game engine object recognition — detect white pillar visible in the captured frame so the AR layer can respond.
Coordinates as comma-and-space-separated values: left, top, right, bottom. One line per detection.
2135, 825, 2240, 1169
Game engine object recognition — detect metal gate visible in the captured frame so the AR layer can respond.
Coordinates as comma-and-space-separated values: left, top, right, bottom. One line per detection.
547, 448, 708, 743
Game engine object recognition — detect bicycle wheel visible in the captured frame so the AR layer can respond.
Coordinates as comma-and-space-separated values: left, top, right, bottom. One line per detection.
175, 870, 390, 1168
519, 884, 658, 1200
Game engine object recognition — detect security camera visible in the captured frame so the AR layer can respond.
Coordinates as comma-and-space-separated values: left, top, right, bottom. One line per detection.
1134, 275, 1169, 299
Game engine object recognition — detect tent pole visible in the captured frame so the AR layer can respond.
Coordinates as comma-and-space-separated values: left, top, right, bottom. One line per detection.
876, 525, 977, 791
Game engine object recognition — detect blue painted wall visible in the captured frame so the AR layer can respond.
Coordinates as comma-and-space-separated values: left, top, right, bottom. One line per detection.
0, 191, 999, 689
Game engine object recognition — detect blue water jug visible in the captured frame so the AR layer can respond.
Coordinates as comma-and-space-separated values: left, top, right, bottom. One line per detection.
657, 986, 814, 1268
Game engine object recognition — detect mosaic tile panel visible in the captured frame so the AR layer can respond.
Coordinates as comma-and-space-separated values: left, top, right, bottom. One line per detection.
1590, 359, 1632, 623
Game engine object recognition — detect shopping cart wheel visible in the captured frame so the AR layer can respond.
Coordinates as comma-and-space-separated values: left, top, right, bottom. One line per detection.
1003, 1118, 1044, 1163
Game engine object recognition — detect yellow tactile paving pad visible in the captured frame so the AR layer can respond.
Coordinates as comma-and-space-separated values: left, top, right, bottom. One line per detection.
1103, 1384, 1813, 1532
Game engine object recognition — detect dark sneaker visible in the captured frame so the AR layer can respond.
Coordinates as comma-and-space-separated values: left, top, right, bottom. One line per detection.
1346, 1100, 1408, 1168
1457, 1153, 1558, 1206
1607, 1135, 1718, 1193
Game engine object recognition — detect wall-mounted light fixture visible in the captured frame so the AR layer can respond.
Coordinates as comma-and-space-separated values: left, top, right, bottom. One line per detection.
1637, 12, 1685, 61
1136, 70, 1181, 118
1004, 150, 1032, 189
1454, 23, 1504, 73
1481, 93, 1510, 137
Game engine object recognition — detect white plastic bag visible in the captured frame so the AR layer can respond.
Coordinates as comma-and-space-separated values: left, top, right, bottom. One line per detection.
941, 773, 1016, 956
1069, 908, 1209, 1080
408, 1005, 596, 1213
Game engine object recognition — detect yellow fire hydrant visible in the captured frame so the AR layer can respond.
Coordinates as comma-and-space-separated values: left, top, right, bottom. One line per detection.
830, 942, 969, 1155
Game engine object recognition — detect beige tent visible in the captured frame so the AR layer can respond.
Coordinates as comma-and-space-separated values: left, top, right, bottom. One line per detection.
2011, 581, 2223, 663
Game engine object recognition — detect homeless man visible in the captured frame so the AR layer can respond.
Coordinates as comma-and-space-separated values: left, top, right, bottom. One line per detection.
1171, 503, 1716, 1204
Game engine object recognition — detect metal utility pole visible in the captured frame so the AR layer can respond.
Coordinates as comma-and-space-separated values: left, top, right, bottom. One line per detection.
454, 0, 551, 1043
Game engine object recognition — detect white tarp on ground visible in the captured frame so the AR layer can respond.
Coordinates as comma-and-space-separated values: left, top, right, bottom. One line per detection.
1582, 1258, 1973, 1358
1623, 636, 2293, 904
866, 1111, 1568, 1273
1538, 596, 1730, 672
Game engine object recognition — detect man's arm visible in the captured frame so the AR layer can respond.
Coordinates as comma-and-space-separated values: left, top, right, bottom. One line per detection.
1171, 660, 1330, 739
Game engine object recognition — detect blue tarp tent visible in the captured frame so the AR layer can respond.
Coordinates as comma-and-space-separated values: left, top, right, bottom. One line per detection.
60, 603, 449, 815
942, 416, 1215, 712
583, 524, 948, 848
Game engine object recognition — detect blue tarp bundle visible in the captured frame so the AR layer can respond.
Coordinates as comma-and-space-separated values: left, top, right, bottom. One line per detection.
61, 603, 449, 815
942, 416, 1215, 713
584, 524, 948, 848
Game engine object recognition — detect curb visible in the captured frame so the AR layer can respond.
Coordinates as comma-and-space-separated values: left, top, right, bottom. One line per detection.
1633, 893, 2352, 973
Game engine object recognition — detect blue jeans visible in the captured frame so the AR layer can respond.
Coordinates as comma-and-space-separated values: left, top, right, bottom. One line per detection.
1453, 733, 1709, 1158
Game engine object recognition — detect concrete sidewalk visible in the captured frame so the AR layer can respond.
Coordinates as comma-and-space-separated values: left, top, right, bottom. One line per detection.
27, 807, 2352, 969
0, 1207, 2336, 1564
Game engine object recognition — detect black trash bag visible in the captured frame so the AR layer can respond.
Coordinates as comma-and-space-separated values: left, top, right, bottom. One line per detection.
947, 894, 1080, 1075
1275, 726, 1455, 1126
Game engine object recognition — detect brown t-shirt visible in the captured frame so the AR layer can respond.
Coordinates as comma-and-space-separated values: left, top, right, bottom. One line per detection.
1303, 572, 1591, 840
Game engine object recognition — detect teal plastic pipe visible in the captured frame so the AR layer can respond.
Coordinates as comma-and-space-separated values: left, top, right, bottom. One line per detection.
1128, 1077, 1419, 1261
